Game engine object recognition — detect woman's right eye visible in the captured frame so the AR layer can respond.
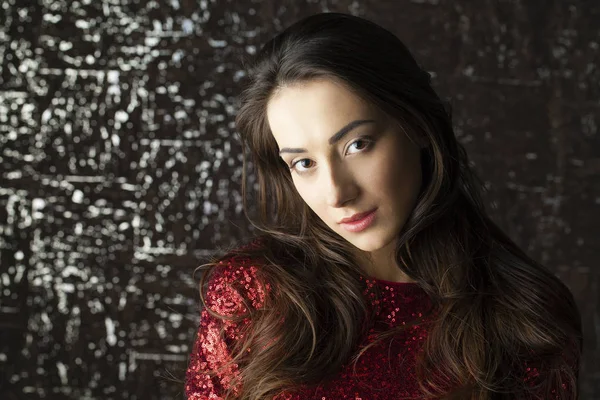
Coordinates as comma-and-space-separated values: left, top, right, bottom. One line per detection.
289, 159, 313, 172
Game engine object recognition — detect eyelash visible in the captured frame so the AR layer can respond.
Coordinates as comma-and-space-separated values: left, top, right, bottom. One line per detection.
288, 136, 374, 174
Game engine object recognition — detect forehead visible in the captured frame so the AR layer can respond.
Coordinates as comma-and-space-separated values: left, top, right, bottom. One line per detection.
269, 77, 368, 110
266, 78, 377, 143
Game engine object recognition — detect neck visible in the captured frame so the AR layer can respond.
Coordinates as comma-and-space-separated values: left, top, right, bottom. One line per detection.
354, 241, 415, 283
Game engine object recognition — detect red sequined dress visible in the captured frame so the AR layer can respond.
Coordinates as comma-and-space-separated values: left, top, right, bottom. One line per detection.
185, 253, 577, 399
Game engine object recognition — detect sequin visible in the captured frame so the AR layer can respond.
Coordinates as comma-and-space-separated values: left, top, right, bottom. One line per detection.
185, 251, 577, 399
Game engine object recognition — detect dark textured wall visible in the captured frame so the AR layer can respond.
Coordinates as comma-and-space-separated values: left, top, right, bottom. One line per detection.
0, 0, 598, 399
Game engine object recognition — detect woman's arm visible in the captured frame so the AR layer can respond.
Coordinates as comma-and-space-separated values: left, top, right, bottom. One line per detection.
185, 307, 245, 399
185, 257, 266, 399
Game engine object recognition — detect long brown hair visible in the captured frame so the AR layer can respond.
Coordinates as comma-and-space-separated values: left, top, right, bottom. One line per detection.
194, 12, 582, 399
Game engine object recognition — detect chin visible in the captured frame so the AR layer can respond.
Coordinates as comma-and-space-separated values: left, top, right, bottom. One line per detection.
344, 232, 388, 252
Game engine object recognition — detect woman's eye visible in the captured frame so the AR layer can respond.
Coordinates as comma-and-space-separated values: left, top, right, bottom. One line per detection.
289, 137, 373, 173
290, 159, 314, 171
348, 138, 370, 153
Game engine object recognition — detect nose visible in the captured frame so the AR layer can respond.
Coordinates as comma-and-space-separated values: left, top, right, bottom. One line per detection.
324, 163, 358, 208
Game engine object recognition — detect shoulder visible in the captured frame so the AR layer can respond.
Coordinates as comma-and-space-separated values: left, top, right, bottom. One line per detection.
202, 237, 272, 317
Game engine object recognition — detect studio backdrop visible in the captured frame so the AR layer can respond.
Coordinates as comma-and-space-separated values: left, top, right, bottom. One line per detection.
0, 0, 598, 399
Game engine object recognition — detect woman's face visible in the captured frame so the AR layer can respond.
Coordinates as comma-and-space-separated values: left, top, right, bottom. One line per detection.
266, 77, 423, 257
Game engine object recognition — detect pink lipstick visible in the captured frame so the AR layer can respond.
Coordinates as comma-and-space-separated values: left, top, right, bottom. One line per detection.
339, 208, 377, 233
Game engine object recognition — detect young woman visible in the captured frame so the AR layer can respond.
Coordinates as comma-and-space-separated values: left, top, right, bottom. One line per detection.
185, 12, 582, 400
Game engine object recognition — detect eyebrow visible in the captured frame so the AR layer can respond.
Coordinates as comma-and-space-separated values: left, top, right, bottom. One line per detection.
278, 119, 376, 155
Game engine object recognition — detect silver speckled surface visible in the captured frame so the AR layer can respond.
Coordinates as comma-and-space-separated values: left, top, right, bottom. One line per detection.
0, 0, 598, 398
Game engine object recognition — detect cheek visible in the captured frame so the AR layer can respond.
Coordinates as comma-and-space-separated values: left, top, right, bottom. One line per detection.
368, 147, 421, 204
361, 151, 399, 193
389, 155, 422, 208
293, 180, 332, 222
293, 180, 318, 209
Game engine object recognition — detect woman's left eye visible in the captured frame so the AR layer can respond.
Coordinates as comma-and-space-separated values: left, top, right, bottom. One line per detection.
347, 137, 372, 153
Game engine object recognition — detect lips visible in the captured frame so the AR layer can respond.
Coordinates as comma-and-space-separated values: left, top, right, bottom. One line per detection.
338, 208, 377, 224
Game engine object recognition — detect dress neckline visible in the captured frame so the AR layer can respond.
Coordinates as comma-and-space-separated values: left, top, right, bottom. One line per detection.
361, 274, 419, 285
370, 277, 418, 285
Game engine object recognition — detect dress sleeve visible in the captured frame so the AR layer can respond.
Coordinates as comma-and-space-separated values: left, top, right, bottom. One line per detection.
522, 338, 581, 400
185, 259, 267, 399
185, 308, 245, 399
